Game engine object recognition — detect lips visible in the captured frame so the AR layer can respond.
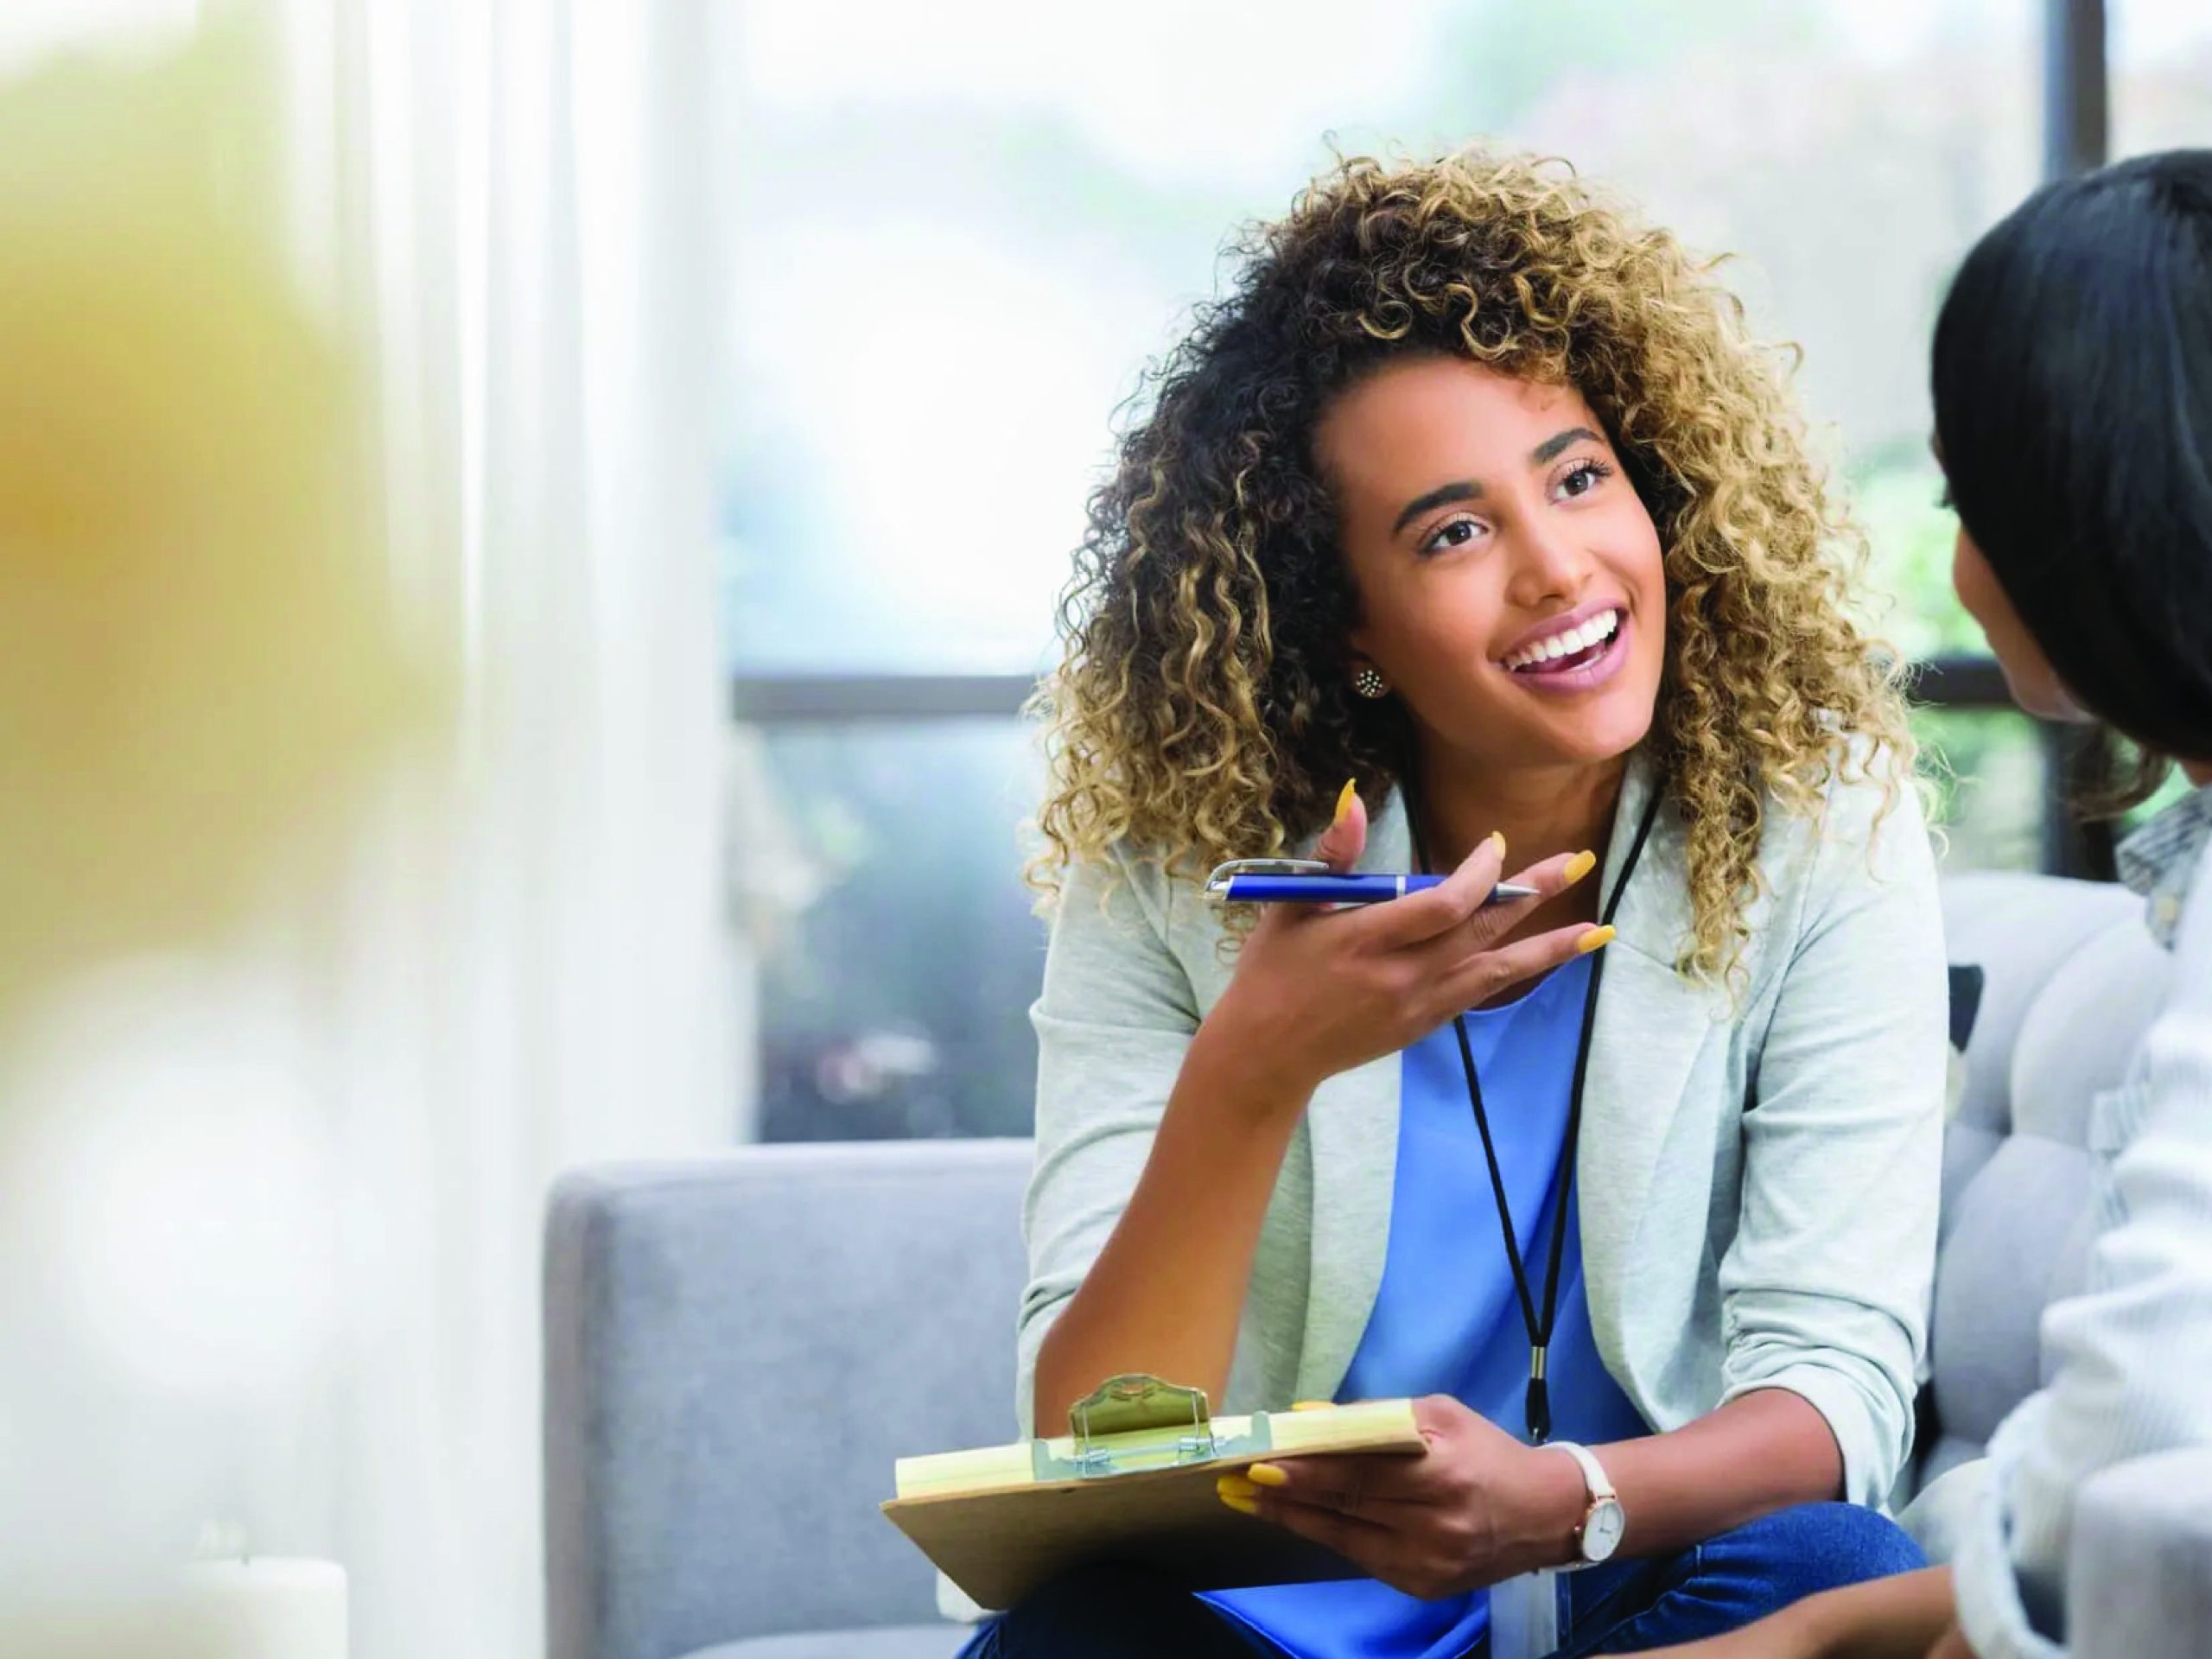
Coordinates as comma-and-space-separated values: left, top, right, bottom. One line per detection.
1498, 606, 1631, 694
1501, 606, 1622, 675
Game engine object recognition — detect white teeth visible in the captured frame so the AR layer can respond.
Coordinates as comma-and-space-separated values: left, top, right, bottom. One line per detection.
1505, 609, 1619, 671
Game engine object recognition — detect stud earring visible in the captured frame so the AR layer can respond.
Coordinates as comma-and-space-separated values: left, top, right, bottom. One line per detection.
1351, 665, 1389, 700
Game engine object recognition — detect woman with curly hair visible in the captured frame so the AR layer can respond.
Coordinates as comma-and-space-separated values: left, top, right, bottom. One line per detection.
967, 149, 1942, 1659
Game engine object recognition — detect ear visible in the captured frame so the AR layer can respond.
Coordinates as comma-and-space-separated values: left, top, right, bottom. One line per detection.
1344, 645, 1385, 699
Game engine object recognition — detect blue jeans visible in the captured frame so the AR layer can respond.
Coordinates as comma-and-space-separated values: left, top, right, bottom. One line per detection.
957, 1501, 1923, 1658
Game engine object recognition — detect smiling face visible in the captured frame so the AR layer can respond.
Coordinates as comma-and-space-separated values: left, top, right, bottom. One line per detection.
1323, 357, 1669, 777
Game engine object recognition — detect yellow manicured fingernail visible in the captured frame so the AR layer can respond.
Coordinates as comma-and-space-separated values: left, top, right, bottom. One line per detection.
1486, 831, 1506, 859
1563, 849, 1596, 885
1291, 1400, 1332, 1411
1333, 778, 1357, 826
1218, 1489, 1260, 1516
1245, 1462, 1289, 1488
1217, 1474, 1260, 1501
1575, 925, 1616, 956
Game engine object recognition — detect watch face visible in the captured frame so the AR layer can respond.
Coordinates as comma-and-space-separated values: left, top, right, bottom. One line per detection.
1583, 1498, 1626, 1562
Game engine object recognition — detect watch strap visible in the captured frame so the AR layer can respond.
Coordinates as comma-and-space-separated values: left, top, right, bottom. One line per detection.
1541, 1440, 1616, 1504
1541, 1440, 1622, 1567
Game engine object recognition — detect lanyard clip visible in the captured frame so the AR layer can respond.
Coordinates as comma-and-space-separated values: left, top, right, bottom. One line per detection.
1526, 1348, 1552, 1445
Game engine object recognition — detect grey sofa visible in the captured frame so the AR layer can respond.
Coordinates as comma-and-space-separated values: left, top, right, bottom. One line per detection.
545, 873, 2212, 1659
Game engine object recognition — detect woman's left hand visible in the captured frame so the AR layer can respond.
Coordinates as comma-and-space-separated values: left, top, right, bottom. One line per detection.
1220, 1395, 1586, 1599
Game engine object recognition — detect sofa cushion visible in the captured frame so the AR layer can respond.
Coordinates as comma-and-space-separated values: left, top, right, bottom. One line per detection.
1917, 1431, 1990, 1494
1939, 875, 2143, 1141
2007, 919, 2168, 1147
1932, 1135, 2096, 1448
1936, 1121, 2005, 1249
1918, 874, 2151, 1491
1922, 880, 2173, 1479
687, 1626, 970, 1659
545, 1141, 1032, 1659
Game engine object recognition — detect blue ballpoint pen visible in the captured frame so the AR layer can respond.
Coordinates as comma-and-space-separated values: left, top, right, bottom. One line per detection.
1204, 858, 1540, 906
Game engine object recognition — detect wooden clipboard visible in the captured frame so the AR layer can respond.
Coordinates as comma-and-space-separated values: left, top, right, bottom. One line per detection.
880, 1376, 1426, 1611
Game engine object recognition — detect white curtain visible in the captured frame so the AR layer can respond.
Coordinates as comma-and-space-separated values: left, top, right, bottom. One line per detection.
238, 1, 742, 1652
0, 3, 740, 1650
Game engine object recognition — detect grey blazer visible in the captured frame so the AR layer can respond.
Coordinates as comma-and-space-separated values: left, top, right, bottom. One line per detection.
1018, 748, 1946, 1507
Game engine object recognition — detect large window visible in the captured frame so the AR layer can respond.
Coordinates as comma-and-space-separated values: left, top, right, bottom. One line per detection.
726, 0, 2112, 1141
741, 721, 1046, 1141
2113, 0, 2212, 159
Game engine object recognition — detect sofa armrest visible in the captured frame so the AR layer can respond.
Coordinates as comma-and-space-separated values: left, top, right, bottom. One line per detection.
2069, 1446, 2212, 1659
544, 1141, 1029, 1659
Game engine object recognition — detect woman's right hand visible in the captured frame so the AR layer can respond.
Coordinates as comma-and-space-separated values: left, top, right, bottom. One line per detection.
1198, 784, 1609, 1106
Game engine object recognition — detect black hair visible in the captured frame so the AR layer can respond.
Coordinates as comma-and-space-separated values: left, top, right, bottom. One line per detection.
1932, 149, 2212, 768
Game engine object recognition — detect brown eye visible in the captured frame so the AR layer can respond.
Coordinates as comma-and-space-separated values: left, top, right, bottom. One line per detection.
1420, 517, 1484, 556
1554, 459, 1612, 500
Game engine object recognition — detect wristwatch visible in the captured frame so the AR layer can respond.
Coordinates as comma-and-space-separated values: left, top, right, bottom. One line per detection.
1541, 1440, 1625, 1566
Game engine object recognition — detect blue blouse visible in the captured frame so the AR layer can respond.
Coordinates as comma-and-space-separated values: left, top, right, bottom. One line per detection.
1204, 954, 1651, 1657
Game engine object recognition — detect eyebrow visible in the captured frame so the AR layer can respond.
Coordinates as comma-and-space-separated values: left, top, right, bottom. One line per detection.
1391, 479, 1481, 536
1532, 425, 1602, 465
1388, 426, 1607, 536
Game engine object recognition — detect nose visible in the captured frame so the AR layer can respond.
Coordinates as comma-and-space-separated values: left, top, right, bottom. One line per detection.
1503, 507, 1592, 611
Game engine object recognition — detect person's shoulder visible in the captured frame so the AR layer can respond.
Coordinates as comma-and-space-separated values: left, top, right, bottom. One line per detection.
2165, 824, 2212, 981
1044, 836, 1226, 959
1758, 729, 1922, 845
1751, 730, 1932, 912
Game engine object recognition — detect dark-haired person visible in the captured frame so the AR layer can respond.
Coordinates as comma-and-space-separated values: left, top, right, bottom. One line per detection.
1644, 149, 2212, 1659
958, 149, 1945, 1659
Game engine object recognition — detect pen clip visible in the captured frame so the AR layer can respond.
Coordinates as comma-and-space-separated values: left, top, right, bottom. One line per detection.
1204, 857, 1332, 899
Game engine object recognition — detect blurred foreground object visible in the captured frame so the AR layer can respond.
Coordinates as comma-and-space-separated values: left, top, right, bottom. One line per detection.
0, 25, 435, 1021
0, 23, 437, 1654
174, 1555, 349, 1659
0, 6, 734, 1655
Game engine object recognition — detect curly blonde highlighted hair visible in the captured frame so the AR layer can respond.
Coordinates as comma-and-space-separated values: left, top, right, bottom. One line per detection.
1030, 149, 1913, 982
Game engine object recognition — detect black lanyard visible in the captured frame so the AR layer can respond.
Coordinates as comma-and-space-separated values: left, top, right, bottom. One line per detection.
1403, 779, 1664, 1445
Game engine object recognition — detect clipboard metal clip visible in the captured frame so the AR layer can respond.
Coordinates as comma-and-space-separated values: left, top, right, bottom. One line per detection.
1063, 1373, 1218, 1478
